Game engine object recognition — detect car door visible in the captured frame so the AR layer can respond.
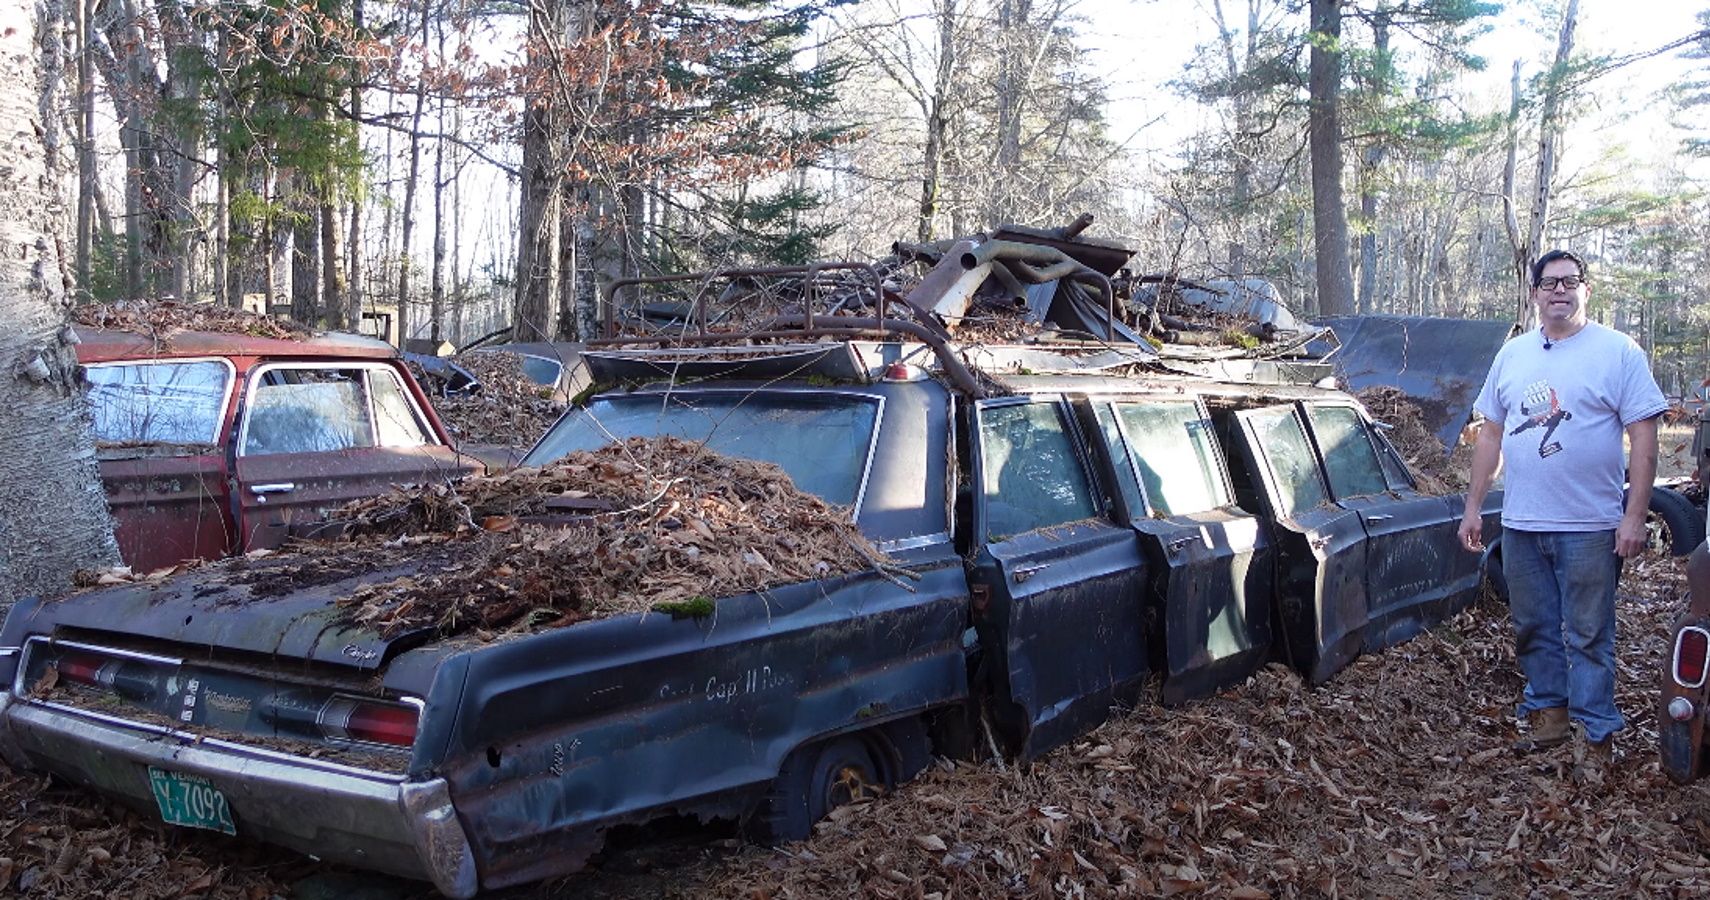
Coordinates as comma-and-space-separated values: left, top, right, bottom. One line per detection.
84, 358, 238, 570
232, 361, 471, 550
1300, 402, 1482, 652
966, 397, 1149, 761
1090, 398, 1276, 704
1230, 404, 1370, 684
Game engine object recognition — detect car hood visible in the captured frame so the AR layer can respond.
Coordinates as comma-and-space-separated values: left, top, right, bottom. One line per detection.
1, 563, 436, 673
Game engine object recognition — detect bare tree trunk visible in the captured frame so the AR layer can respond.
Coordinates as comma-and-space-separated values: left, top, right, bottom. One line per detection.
397, 6, 429, 347
1355, 13, 1389, 314
120, 112, 143, 297
290, 173, 319, 324
320, 202, 344, 327
345, 0, 365, 332
1499, 59, 1526, 318
449, 104, 463, 341
73, 0, 93, 299
430, 57, 446, 344
214, 148, 229, 307
1308, 0, 1356, 316
1527, 0, 1578, 274
990, 0, 1029, 225
515, 0, 563, 342
917, 0, 956, 243
0, 0, 119, 600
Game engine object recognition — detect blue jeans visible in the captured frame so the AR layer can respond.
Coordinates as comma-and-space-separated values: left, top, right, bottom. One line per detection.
1503, 529, 1624, 741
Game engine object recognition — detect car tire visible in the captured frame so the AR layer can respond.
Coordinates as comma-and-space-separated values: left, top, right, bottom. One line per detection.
747, 735, 885, 845
1649, 486, 1706, 557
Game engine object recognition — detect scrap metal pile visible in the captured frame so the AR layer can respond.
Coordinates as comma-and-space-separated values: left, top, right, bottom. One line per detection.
604, 216, 1319, 358
288, 435, 889, 638
5, 559, 1702, 898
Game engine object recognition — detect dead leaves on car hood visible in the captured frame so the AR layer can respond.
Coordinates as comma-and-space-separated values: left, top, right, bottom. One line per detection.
411, 350, 566, 449
312, 435, 890, 638
1355, 385, 1470, 495
71, 300, 312, 342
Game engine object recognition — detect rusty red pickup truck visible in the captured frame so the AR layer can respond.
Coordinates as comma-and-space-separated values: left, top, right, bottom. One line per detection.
80, 328, 480, 572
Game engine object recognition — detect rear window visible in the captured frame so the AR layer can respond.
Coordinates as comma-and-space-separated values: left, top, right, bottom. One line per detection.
85, 360, 230, 444
524, 391, 881, 507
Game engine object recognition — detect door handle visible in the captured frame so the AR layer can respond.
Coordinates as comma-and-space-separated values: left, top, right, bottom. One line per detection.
1166, 535, 1199, 552
250, 482, 296, 495
1363, 514, 1393, 523
1013, 563, 1049, 584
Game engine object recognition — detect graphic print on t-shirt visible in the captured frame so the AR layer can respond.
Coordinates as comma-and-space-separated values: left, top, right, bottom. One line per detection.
1510, 379, 1573, 458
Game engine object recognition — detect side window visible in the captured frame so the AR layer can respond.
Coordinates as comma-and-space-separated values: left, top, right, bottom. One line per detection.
371, 368, 432, 447
979, 401, 1097, 540
1113, 400, 1231, 516
85, 360, 229, 444
1303, 405, 1389, 500
1371, 426, 1416, 491
1093, 404, 1145, 516
243, 368, 374, 455
242, 366, 435, 456
1245, 405, 1329, 518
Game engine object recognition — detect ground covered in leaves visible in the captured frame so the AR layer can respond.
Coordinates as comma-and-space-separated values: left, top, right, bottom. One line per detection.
5, 561, 1707, 898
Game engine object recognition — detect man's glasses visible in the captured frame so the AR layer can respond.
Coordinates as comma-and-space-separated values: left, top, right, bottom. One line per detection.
1536, 275, 1586, 291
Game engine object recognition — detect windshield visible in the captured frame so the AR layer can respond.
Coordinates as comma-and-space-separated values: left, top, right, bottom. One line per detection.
524, 391, 882, 508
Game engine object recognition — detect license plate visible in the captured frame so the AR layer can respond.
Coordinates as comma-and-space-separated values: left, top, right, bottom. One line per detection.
147, 767, 236, 835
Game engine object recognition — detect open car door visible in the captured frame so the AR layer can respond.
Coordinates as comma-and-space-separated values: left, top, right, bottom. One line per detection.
231, 362, 472, 550
966, 397, 1149, 761
1230, 404, 1370, 684
1087, 398, 1275, 704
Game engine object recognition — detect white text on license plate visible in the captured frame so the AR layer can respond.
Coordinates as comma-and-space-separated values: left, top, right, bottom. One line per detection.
147, 767, 236, 835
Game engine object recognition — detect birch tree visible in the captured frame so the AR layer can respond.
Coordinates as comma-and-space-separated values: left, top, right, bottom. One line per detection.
0, 0, 119, 600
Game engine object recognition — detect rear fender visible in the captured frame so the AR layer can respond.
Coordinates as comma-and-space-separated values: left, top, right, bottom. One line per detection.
1661, 611, 1710, 783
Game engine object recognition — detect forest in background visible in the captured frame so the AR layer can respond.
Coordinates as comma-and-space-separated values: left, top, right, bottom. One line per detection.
53, 0, 1710, 394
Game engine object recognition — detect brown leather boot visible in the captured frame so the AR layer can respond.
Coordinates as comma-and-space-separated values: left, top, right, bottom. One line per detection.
1512, 706, 1571, 753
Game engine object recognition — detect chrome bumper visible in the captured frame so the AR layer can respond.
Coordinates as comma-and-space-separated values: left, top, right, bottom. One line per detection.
0, 692, 477, 898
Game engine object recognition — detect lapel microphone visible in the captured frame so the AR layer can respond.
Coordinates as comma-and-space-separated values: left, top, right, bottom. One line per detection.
1544, 338, 1553, 350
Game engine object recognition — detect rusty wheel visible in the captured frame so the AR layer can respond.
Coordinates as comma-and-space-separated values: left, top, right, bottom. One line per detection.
748, 735, 885, 844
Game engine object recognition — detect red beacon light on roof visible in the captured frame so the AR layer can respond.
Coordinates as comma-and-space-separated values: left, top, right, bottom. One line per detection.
882, 362, 923, 382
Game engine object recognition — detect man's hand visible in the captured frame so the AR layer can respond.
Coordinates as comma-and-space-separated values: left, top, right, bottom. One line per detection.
1458, 510, 1485, 553
1616, 513, 1648, 558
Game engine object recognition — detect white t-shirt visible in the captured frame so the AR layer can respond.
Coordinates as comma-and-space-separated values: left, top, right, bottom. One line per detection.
1473, 321, 1667, 531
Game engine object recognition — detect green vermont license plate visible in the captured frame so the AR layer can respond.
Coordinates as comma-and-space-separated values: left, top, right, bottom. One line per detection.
147, 767, 236, 835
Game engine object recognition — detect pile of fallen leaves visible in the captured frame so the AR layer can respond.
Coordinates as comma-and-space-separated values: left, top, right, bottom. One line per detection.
301, 436, 888, 637
628, 553, 1710, 900
1357, 385, 1469, 494
4, 557, 1707, 898
72, 300, 312, 342
419, 351, 566, 448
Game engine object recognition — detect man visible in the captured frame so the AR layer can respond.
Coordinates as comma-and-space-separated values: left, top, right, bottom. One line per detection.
1458, 249, 1667, 767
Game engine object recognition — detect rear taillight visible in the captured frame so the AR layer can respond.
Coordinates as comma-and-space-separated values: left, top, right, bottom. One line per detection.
1675, 627, 1710, 688
53, 652, 114, 688
319, 696, 419, 748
